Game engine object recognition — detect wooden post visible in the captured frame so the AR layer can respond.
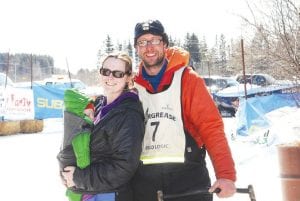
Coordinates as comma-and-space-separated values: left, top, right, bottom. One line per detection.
30, 54, 33, 89
241, 39, 247, 99
5, 53, 10, 88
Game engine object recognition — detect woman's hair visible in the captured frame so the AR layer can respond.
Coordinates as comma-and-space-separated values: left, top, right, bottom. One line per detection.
101, 52, 132, 75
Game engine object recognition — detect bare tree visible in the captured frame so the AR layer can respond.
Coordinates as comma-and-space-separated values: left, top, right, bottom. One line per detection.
240, 0, 300, 81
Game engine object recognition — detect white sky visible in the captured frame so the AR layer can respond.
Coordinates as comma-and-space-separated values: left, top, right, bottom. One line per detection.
0, 0, 250, 73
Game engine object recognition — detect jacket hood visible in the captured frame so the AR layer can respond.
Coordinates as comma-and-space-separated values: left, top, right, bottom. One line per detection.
165, 46, 190, 72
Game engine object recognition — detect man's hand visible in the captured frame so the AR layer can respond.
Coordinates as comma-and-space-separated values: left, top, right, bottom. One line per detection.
209, 178, 236, 198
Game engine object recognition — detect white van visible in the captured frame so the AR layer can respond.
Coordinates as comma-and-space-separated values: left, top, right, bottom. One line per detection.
41, 75, 103, 98
43, 76, 86, 90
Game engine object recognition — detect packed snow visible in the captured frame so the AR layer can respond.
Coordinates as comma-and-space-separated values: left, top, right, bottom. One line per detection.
0, 106, 300, 201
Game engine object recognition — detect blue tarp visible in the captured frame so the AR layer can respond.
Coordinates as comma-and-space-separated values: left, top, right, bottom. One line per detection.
236, 93, 300, 136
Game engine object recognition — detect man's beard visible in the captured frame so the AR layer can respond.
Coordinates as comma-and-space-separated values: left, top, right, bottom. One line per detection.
143, 55, 164, 69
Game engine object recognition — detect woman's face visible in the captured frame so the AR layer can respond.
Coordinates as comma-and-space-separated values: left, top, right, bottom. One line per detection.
100, 57, 129, 97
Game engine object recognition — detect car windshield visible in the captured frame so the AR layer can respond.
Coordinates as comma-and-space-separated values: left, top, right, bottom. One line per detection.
204, 78, 214, 86
215, 79, 228, 88
204, 77, 238, 89
226, 78, 240, 87
236, 74, 276, 86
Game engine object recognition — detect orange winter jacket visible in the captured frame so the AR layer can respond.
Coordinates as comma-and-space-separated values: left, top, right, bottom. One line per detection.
135, 46, 236, 182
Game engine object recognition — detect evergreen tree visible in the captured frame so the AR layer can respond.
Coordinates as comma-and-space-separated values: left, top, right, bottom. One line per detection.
116, 41, 123, 51
169, 36, 176, 47
96, 48, 102, 69
219, 34, 227, 74
104, 35, 114, 54
210, 35, 220, 74
199, 36, 209, 75
97, 35, 114, 69
127, 42, 133, 57
168, 35, 181, 47
190, 33, 201, 63
184, 33, 201, 68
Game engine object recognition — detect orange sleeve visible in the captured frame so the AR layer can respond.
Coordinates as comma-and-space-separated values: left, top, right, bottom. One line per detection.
182, 67, 236, 181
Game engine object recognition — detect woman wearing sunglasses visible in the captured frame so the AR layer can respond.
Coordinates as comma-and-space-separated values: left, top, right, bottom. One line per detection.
61, 52, 145, 201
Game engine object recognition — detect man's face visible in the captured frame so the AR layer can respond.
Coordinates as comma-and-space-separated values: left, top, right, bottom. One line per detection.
135, 33, 167, 71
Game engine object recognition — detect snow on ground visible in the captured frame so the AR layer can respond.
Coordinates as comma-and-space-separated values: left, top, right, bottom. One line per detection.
0, 118, 66, 201
0, 106, 299, 201
213, 106, 300, 201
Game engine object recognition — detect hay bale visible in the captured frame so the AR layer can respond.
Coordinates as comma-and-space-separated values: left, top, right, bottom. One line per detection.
0, 121, 21, 135
20, 119, 44, 133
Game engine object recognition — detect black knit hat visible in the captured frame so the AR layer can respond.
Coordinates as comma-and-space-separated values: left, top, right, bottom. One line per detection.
134, 19, 169, 47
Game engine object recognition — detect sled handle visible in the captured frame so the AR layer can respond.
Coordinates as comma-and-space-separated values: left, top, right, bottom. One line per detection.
157, 185, 256, 201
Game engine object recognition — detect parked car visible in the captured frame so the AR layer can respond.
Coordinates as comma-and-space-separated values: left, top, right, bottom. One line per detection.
15, 76, 87, 90
212, 84, 260, 117
39, 75, 103, 98
202, 75, 239, 94
235, 73, 278, 86
236, 73, 295, 87
213, 82, 298, 117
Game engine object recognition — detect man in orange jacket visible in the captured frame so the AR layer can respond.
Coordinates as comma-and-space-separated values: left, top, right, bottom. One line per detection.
132, 19, 236, 201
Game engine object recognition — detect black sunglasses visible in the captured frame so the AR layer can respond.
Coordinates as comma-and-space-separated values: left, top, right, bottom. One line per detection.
99, 68, 129, 78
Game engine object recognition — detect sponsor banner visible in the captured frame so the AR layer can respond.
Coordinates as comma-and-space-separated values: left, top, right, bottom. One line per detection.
33, 85, 65, 119
0, 87, 35, 120
0, 88, 5, 119
0, 86, 5, 121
